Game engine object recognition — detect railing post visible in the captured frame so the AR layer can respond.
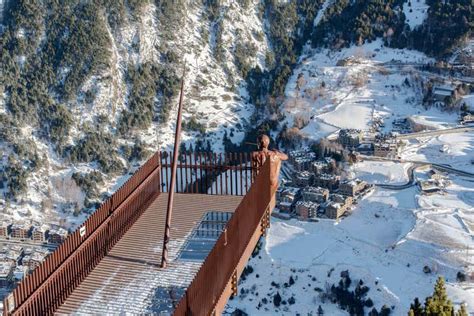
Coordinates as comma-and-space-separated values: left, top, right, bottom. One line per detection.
231, 270, 238, 297
260, 206, 271, 237
3, 297, 8, 316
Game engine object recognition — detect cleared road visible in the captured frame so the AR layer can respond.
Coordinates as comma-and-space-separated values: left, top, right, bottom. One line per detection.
375, 163, 420, 190
395, 126, 474, 140
360, 156, 474, 190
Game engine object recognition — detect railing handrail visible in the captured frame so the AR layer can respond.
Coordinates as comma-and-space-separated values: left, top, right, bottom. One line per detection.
3, 152, 161, 315
173, 158, 275, 315
159, 151, 257, 195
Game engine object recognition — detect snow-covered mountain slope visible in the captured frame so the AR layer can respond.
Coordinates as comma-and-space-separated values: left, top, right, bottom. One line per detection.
152, 1, 268, 150
278, 39, 464, 145
0, 0, 269, 231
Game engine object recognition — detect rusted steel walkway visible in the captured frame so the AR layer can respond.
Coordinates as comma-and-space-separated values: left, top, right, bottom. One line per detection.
3, 151, 275, 316
56, 193, 242, 314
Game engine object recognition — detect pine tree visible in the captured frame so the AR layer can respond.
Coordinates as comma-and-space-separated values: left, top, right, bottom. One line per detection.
289, 275, 295, 286
409, 297, 424, 316
456, 304, 468, 316
317, 305, 324, 315
273, 291, 282, 307
426, 276, 454, 315
408, 276, 468, 315
380, 305, 391, 316
369, 307, 379, 316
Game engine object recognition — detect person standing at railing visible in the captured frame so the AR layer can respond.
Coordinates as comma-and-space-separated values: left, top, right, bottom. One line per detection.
252, 134, 288, 189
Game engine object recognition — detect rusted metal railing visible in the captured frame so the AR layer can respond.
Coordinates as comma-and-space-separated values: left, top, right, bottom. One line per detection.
159, 151, 255, 195
3, 153, 161, 315
2, 150, 261, 316
173, 158, 275, 315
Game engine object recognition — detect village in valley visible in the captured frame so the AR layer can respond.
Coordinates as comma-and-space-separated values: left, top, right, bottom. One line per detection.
268, 36, 474, 227
276, 145, 373, 221
275, 120, 471, 222
0, 220, 67, 295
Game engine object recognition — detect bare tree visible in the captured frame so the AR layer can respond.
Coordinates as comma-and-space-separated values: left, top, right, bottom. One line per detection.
293, 114, 309, 129
296, 72, 306, 92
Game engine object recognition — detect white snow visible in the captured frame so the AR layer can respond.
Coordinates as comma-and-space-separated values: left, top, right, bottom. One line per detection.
349, 161, 410, 185
281, 39, 451, 140
462, 94, 474, 108
401, 133, 474, 173
0, 92, 6, 114
403, 0, 429, 30
313, 0, 332, 27
228, 182, 473, 314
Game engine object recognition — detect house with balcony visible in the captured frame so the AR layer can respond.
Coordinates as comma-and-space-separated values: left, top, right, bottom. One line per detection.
374, 140, 398, 158
31, 225, 48, 243
0, 261, 15, 286
324, 194, 353, 219
313, 173, 340, 191
293, 156, 314, 171
301, 186, 329, 203
276, 187, 300, 213
294, 171, 313, 187
295, 201, 320, 220
22, 251, 48, 273
10, 223, 31, 240
0, 220, 11, 238
432, 84, 455, 102
338, 129, 363, 149
311, 157, 335, 175
48, 227, 68, 244
339, 179, 368, 197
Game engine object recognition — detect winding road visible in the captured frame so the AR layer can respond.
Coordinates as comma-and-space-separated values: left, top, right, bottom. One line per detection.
374, 163, 420, 190
360, 155, 474, 190
395, 126, 474, 140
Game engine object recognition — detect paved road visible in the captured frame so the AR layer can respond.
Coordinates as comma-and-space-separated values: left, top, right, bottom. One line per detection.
395, 126, 474, 140
379, 62, 474, 84
361, 156, 474, 190
375, 163, 420, 190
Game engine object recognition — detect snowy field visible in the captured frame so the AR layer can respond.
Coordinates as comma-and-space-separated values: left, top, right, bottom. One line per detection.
401, 133, 474, 173
348, 161, 411, 185
403, 0, 429, 30
282, 39, 461, 138
227, 181, 473, 315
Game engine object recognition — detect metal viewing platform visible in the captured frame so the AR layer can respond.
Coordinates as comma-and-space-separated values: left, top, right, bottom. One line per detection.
3, 151, 277, 315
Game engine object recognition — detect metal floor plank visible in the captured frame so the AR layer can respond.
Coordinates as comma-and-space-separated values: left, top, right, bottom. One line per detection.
56, 193, 242, 315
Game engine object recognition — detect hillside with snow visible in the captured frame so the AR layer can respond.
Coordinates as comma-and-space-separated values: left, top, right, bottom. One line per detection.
0, 0, 473, 314
227, 40, 474, 315
0, 0, 271, 231
226, 34, 474, 316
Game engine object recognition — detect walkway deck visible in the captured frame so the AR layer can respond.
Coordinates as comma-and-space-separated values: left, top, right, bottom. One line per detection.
56, 193, 242, 315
